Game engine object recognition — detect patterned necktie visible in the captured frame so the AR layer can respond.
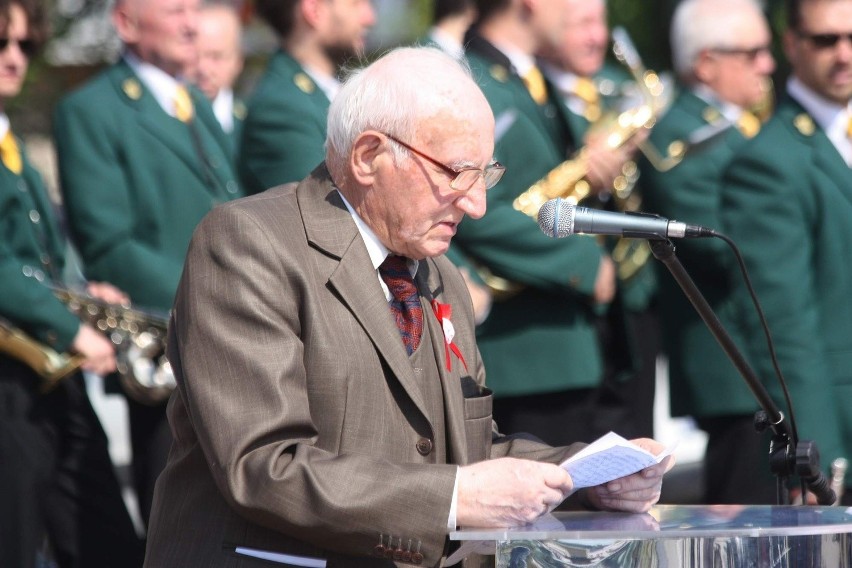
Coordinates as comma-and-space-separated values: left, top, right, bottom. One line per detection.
736, 112, 761, 139
379, 255, 423, 355
522, 66, 548, 106
573, 77, 601, 122
0, 129, 22, 174
174, 85, 194, 122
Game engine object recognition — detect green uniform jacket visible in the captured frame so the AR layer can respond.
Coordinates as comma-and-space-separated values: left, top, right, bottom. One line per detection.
54, 60, 242, 313
721, 96, 851, 483
639, 89, 755, 418
0, 140, 78, 351
238, 50, 330, 194
225, 97, 247, 160
454, 36, 605, 397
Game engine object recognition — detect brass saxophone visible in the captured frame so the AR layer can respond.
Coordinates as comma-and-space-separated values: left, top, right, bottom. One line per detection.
0, 316, 85, 390
53, 286, 176, 405
510, 28, 669, 284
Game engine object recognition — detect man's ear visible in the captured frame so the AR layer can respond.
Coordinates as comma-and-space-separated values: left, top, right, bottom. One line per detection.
692, 50, 716, 85
112, 3, 139, 45
350, 131, 384, 186
301, 0, 324, 28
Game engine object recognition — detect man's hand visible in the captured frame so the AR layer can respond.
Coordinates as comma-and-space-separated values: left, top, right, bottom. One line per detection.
72, 323, 117, 376
86, 281, 130, 305
582, 127, 646, 193
458, 267, 492, 325
593, 255, 616, 305
457, 458, 573, 527
581, 438, 675, 513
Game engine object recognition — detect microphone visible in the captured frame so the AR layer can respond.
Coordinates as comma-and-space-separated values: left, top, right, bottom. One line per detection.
537, 198, 715, 240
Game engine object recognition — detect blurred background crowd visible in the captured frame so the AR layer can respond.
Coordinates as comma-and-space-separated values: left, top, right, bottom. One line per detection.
3, 0, 851, 566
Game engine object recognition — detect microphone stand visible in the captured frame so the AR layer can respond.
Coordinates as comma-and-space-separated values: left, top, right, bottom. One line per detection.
647, 238, 835, 505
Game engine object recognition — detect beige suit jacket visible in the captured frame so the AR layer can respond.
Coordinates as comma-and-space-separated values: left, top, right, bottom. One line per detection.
144, 165, 582, 567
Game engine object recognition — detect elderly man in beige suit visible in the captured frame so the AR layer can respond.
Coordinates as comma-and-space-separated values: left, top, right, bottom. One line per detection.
144, 47, 672, 568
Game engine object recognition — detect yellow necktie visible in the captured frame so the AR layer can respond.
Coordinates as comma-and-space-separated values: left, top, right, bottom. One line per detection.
174, 85, 194, 122
522, 66, 548, 106
1, 130, 22, 175
573, 77, 601, 122
736, 112, 761, 139
846, 112, 852, 139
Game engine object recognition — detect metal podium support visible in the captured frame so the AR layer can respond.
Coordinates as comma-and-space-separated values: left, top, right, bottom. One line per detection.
451, 505, 852, 567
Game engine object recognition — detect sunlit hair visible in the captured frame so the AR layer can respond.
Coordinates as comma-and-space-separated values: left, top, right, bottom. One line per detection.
670, 0, 766, 80
325, 46, 475, 175
0, 0, 48, 53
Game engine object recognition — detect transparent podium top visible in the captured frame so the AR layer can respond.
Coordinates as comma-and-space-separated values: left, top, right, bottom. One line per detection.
451, 505, 852, 541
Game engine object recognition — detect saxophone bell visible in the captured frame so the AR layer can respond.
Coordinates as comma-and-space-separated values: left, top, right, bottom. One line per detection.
53, 285, 176, 405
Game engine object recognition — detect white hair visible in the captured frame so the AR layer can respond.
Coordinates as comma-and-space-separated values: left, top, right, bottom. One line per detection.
325, 46, 476, 175
670, 0, 766, 80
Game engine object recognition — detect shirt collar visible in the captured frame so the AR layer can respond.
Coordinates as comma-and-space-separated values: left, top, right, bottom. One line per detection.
692, 83, 746, 122
492, 41, 536, 78
123, 50, 189, 118
302, 64, 341, 102
212, 88, 235, 133
428, 27, 465, 60
787, 76, 850, 136
335, 188, 419, 276
0, 114, 10, 139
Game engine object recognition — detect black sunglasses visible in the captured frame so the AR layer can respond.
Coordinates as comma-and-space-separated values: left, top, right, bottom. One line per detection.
798, 31, 852, 49
0, 37, 38, 58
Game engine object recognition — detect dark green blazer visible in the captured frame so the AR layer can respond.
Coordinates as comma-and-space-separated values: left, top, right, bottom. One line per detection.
0, 139, 78, 351
453, 35, 606, 397
638, 89, 755, 418
238, 50, 331, 195
54, 59, 242, 313
721, 96, 852, 483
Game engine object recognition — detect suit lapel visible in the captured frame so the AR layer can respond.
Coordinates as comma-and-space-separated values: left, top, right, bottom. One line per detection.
418, 259, 471, 465
107, 63, 216, 187
299, 167, 431, 421
780, 98, 852, 207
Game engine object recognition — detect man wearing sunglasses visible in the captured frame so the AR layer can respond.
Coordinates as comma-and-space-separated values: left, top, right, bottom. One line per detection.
637, 0, 778, 505
721, 0, 852, 504
0, 1, 145, 566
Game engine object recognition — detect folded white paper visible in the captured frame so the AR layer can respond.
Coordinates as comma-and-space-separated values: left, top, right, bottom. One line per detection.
560, 432, 676, 489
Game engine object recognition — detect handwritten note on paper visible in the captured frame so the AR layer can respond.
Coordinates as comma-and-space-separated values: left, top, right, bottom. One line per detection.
560, 432, 676, 489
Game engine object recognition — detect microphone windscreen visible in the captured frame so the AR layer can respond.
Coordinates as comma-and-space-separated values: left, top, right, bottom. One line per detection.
537, 199, 576, 238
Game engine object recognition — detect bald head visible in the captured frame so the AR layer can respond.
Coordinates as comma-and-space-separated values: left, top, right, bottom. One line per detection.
113, 0, 200, 77
325, 47, 496, 260
326, 47, 493, 177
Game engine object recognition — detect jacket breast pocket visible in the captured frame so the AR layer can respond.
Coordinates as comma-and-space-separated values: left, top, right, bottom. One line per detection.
463, 387, 493, 464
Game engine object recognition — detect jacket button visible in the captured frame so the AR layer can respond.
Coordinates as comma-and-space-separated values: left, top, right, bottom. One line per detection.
416, 438, 433, 456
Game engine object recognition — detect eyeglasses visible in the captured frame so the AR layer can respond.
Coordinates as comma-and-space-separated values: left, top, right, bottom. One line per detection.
382, 132, 506, 192
709, 45, 771, 62
797, 31, 852, 49
0, 37, 37, 58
